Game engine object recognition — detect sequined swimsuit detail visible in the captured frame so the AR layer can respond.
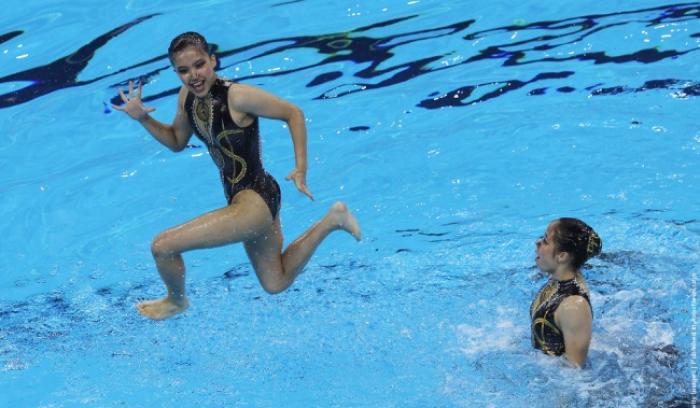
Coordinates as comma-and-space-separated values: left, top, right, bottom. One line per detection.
530, 274, 592, 356
184, 79, 280, 218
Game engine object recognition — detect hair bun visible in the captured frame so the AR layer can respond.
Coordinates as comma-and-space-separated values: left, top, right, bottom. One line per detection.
586, 230, 602, 259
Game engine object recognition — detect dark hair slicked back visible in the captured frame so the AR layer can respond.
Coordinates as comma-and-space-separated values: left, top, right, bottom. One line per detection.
168, 32, 210, 61
553, 218, 602, 269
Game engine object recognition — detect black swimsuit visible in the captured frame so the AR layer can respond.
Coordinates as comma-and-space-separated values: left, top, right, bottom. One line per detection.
184, 79, 281, 219
530, 274, 592, 356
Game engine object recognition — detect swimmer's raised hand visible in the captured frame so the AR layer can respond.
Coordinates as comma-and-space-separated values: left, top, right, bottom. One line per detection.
111, 80, 155, 121
286, 168, 314, 201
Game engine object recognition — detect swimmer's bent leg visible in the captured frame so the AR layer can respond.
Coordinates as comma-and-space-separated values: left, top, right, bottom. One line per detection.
245, 202, 361, 294
137, 190, 273, 320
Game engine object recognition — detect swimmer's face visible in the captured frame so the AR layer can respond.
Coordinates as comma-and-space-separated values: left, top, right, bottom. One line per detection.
172, 45, 217, 97
535, 222, 559, 273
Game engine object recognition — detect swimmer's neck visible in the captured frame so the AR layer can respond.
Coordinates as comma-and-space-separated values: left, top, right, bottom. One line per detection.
550, 267, 577, 282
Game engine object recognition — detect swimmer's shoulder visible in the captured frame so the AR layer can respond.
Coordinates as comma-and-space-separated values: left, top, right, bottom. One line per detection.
555, 296, 592, 326
225, 82, 261, 114
559, 295, 590, 311
226, 82, 257, 98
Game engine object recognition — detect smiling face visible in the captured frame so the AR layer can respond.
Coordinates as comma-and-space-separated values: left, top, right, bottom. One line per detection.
535, 222, 561, 274
171, 45, 217, 97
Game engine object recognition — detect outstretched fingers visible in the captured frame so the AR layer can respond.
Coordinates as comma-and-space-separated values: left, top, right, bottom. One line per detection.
299, 183, 314, 201
286, 170, 314, 201
111, 86, 130, 111
111, 79, 155, 115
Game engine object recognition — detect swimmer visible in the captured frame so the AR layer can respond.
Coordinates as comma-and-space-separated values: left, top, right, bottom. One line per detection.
112, 32, 361, 320
530, 218, 602, 367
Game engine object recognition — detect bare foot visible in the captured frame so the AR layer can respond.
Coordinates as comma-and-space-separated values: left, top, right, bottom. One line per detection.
329, 202, 362, 241
136, 297, 189, 320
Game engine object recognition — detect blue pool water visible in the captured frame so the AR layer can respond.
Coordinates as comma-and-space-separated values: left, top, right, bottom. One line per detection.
1, 0, 699, 406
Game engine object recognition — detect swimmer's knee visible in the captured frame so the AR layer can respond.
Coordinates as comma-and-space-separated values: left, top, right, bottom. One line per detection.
151, 232, 178, 258
262, 285, 285, 295
258, 270, 288, 295
260, 280, 286, 295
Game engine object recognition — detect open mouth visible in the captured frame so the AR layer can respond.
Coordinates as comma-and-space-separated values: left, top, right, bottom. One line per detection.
190, 79, 205, 93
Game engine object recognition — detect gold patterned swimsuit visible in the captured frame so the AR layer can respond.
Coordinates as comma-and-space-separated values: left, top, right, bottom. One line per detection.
530, 274, 591, 356
185, 79, 280, 218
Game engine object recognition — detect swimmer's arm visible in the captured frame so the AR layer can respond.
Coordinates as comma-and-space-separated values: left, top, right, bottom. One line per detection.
556, 296, 592, 368
137, 86, 193, 152
228, 83, 313, 200
112, 81, 192, 152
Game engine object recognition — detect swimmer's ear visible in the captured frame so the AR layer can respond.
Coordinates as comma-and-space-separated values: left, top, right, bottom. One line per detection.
556, 251, 573, 265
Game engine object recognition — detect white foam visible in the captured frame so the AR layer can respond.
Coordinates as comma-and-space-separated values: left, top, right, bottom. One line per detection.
2, 358, 27, 371
456, 319, 526, 355
643, 321, 674, 347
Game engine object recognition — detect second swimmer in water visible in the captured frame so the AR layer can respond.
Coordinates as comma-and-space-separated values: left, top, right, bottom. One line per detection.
531, 218, 602, 367
112, 32, 361, 320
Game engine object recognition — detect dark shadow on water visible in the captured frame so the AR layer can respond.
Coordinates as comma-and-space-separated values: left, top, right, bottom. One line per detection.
0, 14, 160, 109
1, 3, 698, 110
